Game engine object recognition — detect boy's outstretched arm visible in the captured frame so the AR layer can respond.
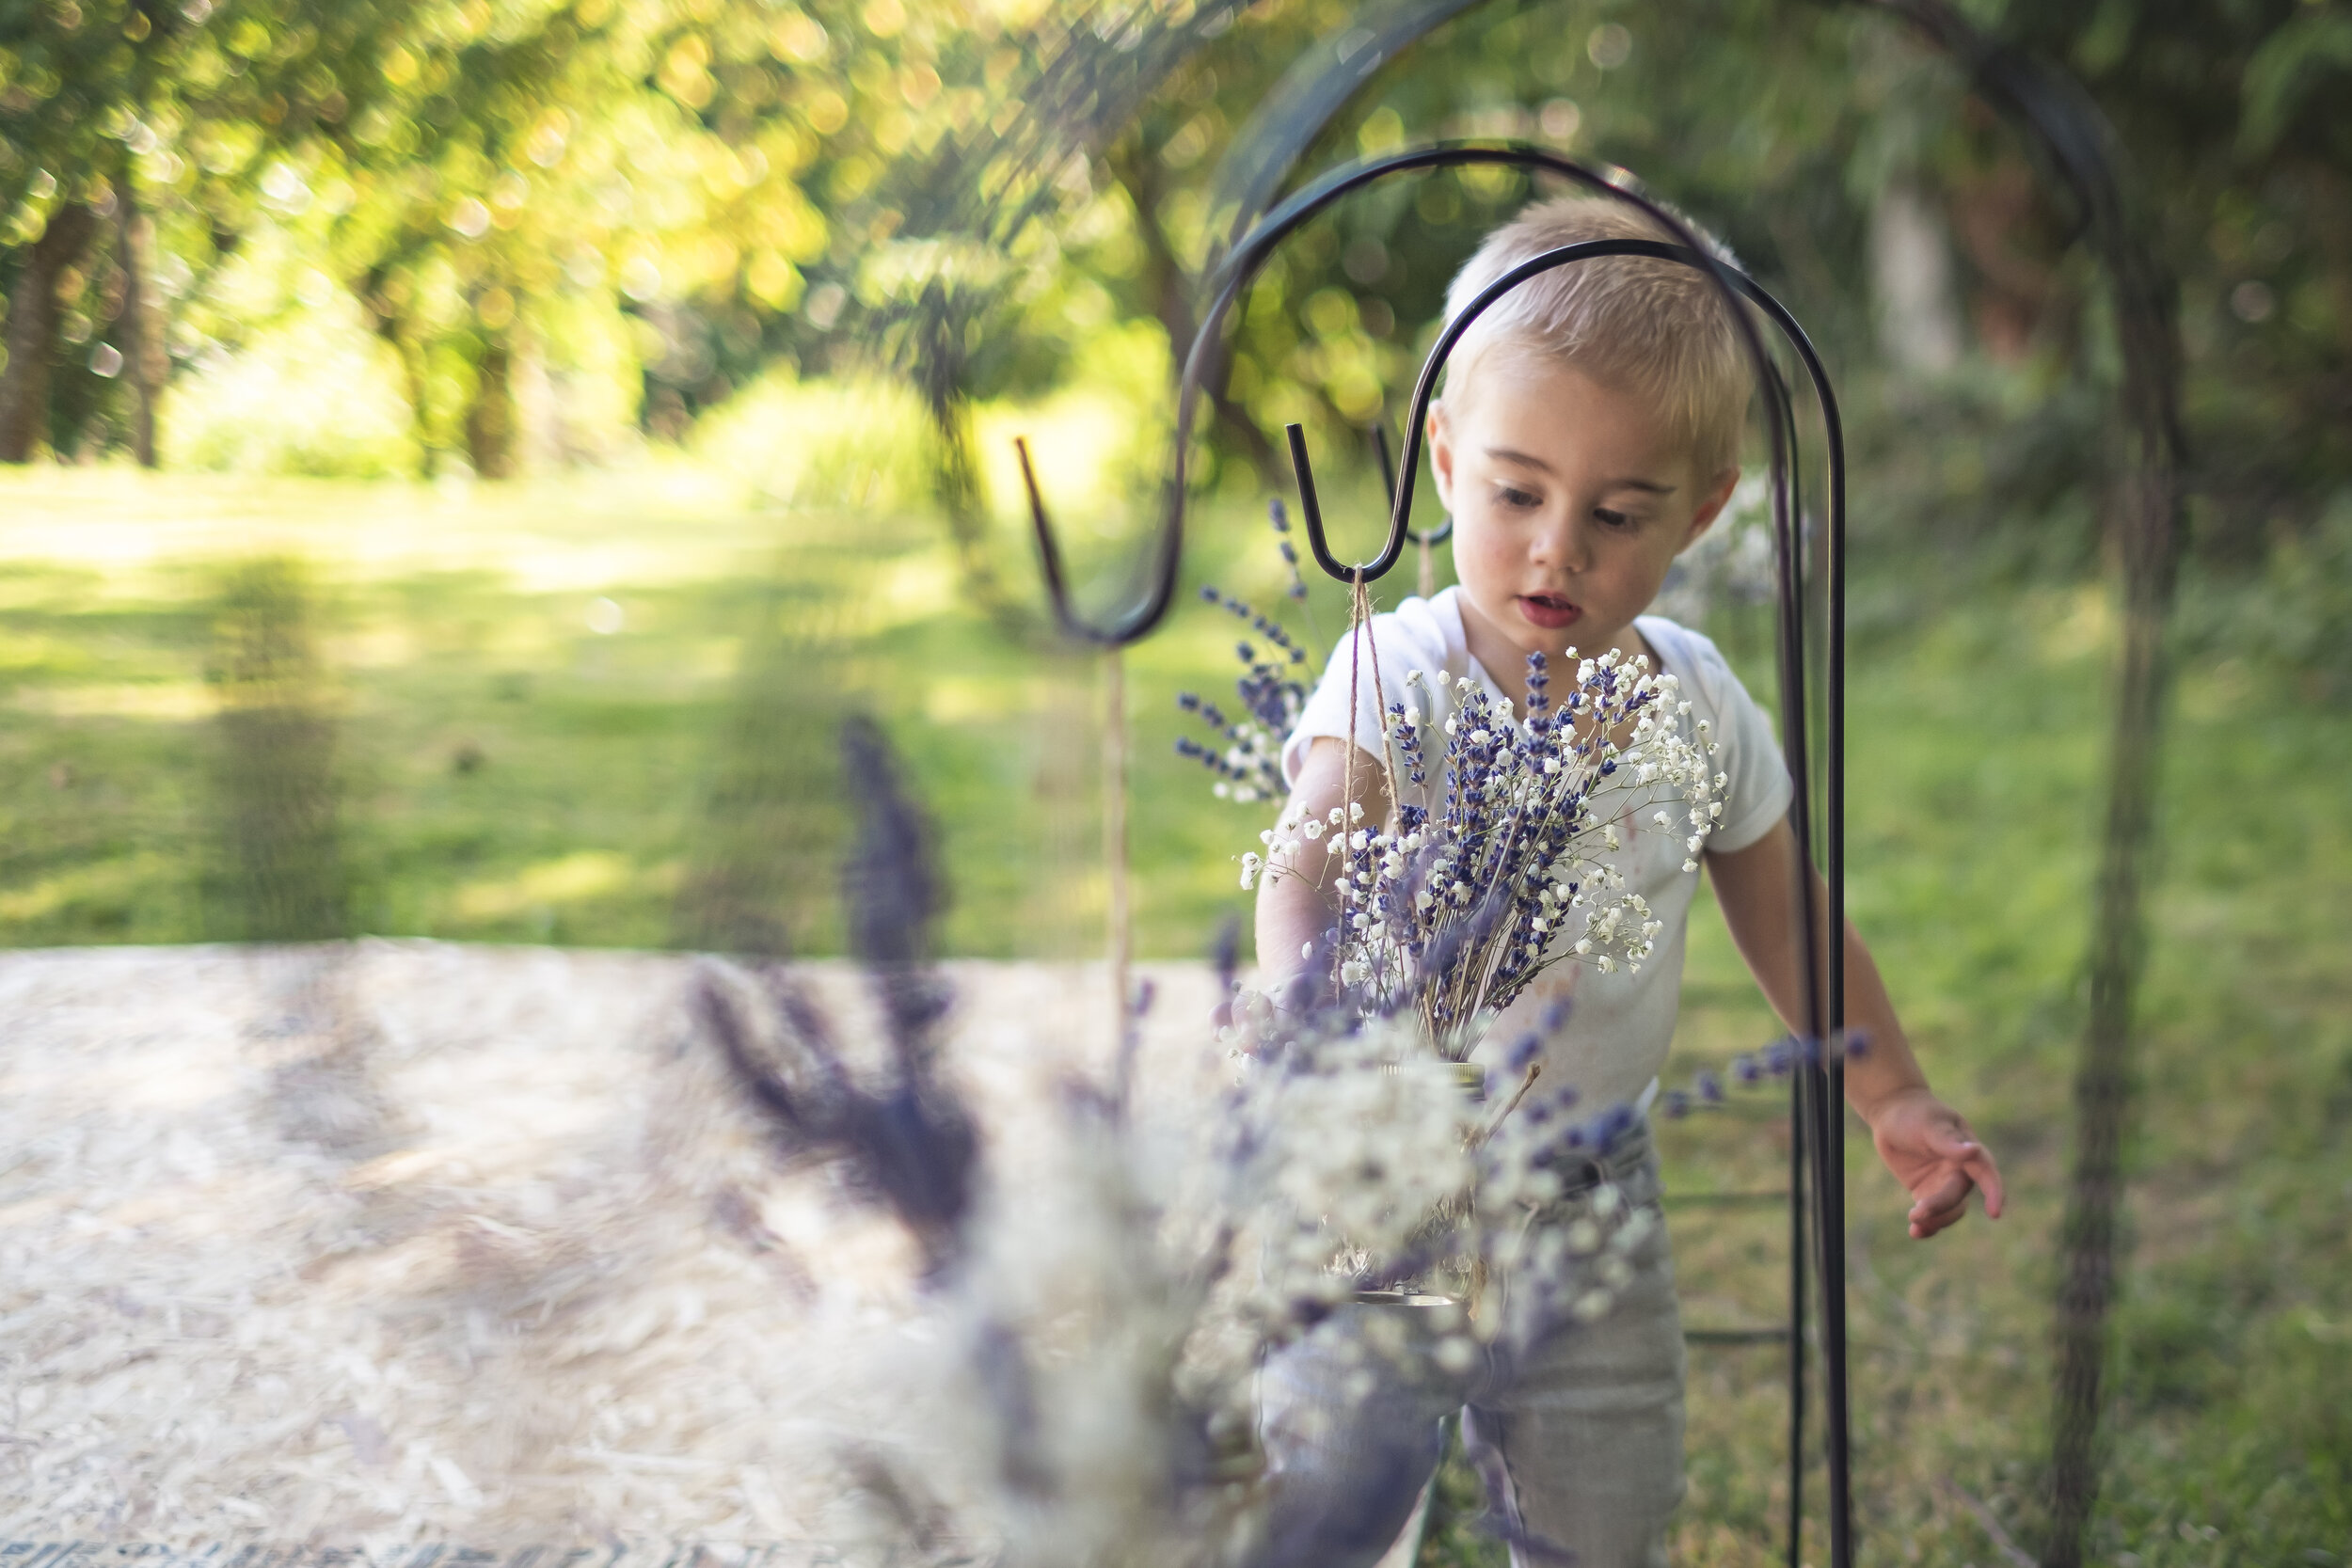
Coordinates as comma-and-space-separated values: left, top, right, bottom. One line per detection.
1706, 818, 2005, 1240
1255, 737, 1396, 986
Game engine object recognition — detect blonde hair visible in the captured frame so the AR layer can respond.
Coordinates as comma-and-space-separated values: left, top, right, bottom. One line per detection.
1441, 194, 1752, 478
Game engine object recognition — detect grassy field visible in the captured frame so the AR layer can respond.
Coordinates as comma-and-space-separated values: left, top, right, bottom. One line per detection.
0, 457, 1306, 958
3, 461, 2347, 1562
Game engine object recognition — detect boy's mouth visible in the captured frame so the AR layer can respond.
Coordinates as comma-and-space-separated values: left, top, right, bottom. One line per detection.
1516, 593, 1581, 630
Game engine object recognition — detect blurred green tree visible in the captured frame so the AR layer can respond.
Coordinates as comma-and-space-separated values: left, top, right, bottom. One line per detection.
4, 0, 2345, 634
2, 0, 428, 461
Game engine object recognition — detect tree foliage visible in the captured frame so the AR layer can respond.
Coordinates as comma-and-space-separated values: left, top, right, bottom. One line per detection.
0, 0, 2344, 601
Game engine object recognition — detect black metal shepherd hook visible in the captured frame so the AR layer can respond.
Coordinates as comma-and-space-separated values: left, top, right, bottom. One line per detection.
1013, 0, 2185, 1539
1279, 207, 1857, 1568
1020, 140, 1857, 1568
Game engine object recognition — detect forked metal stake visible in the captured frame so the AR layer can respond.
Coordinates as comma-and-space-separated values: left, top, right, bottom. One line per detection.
1022, 142, 1855, 1568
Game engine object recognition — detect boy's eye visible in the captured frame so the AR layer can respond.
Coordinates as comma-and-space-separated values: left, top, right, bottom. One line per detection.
1594, 507, 1635, 530
1495, 484, 1542, 510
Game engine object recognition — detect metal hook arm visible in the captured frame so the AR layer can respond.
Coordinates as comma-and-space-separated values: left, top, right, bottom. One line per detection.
1016, 433, 1193, 649
1016, 436, 1127, 648
1372, 424, 1451, 546
1203, 148, 1784, 588
1017, 145, 1833, 630
1284, 423, 1358, 582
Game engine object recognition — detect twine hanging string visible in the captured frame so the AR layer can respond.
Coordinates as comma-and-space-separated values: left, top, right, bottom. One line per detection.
1104, 646, 1131, 1056
1336, 570, 1403, 990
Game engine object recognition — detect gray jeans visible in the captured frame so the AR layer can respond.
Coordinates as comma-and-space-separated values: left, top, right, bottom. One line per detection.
1252, 1126, 1685, 1568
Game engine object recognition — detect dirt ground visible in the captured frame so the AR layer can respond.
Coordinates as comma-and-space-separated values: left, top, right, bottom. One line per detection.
0, 943, 1228, 1557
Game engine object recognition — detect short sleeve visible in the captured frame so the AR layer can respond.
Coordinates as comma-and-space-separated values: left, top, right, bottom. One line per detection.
1639, 617, 1792, 854
1279, 594, 1462, 792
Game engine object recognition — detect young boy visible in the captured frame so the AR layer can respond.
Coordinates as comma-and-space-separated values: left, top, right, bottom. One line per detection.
1251, 196, 2005, 1567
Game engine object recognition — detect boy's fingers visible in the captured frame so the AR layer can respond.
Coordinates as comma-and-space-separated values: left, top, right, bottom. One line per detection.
1908, 1168, 1971, 1223
1909, 1192, 1966, 1228
1908, 1151, 2006, 1240
1908, 1193, 1966, 1238
1963, 1148, 2006, 1218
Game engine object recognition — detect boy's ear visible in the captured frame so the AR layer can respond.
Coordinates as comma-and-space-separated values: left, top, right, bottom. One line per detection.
1427, 400, 1456, 513
1679, 468, 1740, 550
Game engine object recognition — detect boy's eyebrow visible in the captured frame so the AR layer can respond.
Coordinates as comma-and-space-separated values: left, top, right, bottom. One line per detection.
1484, 447, 1677, 495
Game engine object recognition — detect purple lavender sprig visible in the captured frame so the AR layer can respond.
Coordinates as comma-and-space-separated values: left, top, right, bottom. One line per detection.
1177, 583, 1308, 806
697, 716, 977, 1278
1176, 499, 1324, 809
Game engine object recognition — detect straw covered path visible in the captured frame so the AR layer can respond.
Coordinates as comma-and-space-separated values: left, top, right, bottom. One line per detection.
0, 944, 1229, 1555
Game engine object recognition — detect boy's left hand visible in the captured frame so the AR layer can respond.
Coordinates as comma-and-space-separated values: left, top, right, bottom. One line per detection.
1865, 1088, 2005, 1240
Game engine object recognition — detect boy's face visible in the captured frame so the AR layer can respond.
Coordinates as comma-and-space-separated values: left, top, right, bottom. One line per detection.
1429, 354, 1738, 679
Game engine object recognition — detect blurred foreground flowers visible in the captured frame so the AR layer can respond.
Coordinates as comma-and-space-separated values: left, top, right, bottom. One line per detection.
693, 711, 1807, 1567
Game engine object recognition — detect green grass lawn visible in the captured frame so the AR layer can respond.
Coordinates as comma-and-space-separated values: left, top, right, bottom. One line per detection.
3, 465, 2347, 1562
1646, 592, 2352, 1567
0, 462, 1331, 955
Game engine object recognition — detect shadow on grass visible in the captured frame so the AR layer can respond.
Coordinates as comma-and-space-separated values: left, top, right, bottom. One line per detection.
203, 557, 349, 942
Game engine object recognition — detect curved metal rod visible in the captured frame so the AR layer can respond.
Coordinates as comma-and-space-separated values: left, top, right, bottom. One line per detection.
1314, 230, 1855, 1560
1242, 149, 1793, 584
1345, 242, 1835, 585
1018, 141, 1791, 637
1371, 425, 1451, 546
1015, 436, 1096, 644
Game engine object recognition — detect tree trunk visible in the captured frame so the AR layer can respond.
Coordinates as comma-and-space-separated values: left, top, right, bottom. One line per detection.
465, 333, 516, 479
1847, 11, 2190, 1565
114, 174, 161, 467
359, 263, 436, 477
0, 202, 99, 463
1105, 136, 1285, 490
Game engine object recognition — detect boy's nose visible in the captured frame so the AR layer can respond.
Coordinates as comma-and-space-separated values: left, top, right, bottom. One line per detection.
1532, 518, 1589, 574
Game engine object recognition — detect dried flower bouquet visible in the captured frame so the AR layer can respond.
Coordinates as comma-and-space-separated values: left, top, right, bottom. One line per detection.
1248, 645, 1724, 1064
695, 713, 1821, 1564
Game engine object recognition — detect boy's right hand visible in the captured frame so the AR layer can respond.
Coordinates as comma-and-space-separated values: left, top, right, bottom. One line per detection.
1865, 1087, 2005, 1240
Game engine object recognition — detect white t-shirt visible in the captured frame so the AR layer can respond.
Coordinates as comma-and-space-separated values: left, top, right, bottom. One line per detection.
1279, 587, 1792, 1111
